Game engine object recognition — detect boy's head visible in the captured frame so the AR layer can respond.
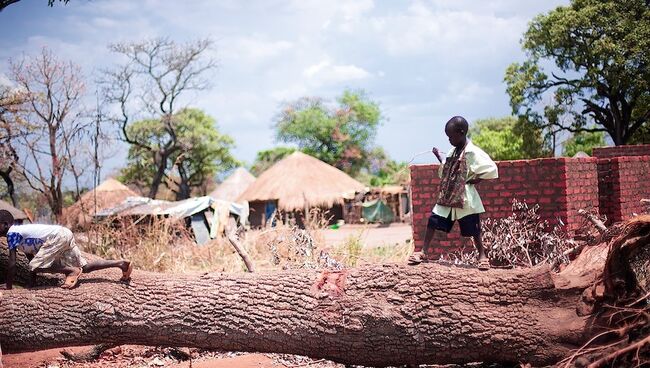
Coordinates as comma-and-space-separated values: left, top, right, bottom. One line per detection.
0, 210, 14, 236
444, 116, 469, 148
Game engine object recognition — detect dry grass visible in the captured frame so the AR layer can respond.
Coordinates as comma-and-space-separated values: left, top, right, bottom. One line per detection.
77, 208, 414, 274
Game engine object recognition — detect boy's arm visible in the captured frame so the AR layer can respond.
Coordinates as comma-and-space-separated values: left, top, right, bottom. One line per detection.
466, 150, 498, 184
5, 248, 16, 290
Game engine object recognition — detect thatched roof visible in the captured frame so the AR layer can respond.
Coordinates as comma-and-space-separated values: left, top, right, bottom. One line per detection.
238, 151, 365, 212
63, 178, 138, 229
209, 168, 256, 202
0, 199, 28, 221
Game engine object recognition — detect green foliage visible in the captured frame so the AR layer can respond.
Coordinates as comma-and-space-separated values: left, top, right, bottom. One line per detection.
562, 130, 606, 157
505, 0, 650, 145
628, 123, 650, 145
120, 108, 238, 199
250, 146, 296, 176
469, 117, 549, 160
353, 147, 408, 186
368, 160, 408, 187
275, 90, 382, 176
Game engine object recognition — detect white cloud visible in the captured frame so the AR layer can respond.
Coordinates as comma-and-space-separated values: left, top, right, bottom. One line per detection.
448, 81, 493, 103
223, 35, 293, 64
303, 60, 371, 84
368, 2, 525, 59
339, 0, 374, 20
0, 73, 12, 88
0, 0, 569, 167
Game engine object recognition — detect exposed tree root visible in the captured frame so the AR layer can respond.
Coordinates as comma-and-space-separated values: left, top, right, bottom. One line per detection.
60, 343, 116, 362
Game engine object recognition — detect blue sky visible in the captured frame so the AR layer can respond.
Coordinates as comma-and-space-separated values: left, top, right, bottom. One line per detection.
0, 0, 568, 180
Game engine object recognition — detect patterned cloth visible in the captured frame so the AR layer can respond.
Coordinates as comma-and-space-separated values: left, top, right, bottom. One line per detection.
7, 224, 87, 271
436, 145, 468, 208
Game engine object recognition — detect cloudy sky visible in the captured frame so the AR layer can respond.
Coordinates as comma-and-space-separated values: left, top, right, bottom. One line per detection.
0, 0, 568, 177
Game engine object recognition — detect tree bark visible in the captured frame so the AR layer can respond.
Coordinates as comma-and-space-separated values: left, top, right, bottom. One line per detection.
0, 248, 604, 367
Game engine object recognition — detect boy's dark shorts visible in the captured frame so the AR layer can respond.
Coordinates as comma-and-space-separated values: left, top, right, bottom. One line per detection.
427, 213, 481, 237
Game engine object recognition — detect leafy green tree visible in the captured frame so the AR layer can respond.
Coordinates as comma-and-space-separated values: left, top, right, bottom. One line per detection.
353, 147, 408, 186
250, 146, 296, 176
628, 123, 650, 144
505, 0, 650, 146
468, 117, 549, 160
562, 131, 606, 157
275, 90, 381, 176
120, 108, 238, 200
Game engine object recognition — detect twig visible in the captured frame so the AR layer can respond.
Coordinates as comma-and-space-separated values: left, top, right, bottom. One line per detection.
578, 209, 607, 233
226, 226, 255, 273
587, 335, 650, 368
551, 240, 586, 270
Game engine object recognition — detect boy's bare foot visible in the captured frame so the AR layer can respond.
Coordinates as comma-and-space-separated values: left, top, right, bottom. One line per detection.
408, 252, 425, 265
477, 258, 490, 271
61, 268, 83, 289
120, 261, 133, 281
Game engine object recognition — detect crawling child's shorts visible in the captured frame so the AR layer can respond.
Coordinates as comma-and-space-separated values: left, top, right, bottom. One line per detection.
28, 227, 88, 271
427, 213, 481, 237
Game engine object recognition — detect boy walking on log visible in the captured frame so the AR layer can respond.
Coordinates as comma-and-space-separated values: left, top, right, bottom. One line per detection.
0, 210, 132, 289
408, 116, 498, 270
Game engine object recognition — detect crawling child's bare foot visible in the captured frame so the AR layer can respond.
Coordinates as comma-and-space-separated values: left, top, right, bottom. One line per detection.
61, 268, 83, 289
120, 261, 133, 281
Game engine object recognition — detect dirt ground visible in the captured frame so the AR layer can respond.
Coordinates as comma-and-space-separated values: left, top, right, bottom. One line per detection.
2, 345, 343, 368
321, 222, 412, 248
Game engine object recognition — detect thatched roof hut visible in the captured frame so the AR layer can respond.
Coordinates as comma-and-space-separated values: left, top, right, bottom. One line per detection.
238, 152, 365, 225
0, 199, 29, 223
63, 178, 138, 229
209, 168, 256, 202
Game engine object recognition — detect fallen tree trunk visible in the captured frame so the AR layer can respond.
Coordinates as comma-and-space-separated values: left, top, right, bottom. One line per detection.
0, 218, 647, 367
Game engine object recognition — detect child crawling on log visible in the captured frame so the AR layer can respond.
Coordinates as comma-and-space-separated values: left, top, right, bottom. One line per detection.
0, 210, 132, 289
408, 116, 498, 270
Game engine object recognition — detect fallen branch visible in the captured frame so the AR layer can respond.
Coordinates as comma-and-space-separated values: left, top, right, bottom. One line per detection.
578, 209, 607, 234
225, 226, 255, 273
551, 239, 586, 270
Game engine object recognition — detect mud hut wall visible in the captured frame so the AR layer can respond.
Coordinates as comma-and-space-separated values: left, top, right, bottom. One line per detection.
248, 201, 266, 227
409, 157, 600, 257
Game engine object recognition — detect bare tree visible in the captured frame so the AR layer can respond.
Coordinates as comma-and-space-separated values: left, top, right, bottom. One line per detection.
0, 86, 28, 206
101, 37, 217, 199
6, 48, 90, 220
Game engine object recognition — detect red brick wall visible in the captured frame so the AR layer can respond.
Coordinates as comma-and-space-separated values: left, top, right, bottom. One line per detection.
597, 156, 650, 224
592, 144, 650, 159
409, 158, 599, 257
565, 158, 601, 231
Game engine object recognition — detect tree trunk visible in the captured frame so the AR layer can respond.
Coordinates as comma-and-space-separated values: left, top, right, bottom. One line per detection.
0, 254, 595, 366
0, 169, 16, 206
0, 227, 645, 367
148, 151, 167, 199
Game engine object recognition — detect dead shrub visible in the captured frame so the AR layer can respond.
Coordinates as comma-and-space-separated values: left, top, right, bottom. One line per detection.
445, 199, 574, 269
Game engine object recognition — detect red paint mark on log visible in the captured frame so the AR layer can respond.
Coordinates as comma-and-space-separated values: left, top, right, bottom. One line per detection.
312, 270, 348, 298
